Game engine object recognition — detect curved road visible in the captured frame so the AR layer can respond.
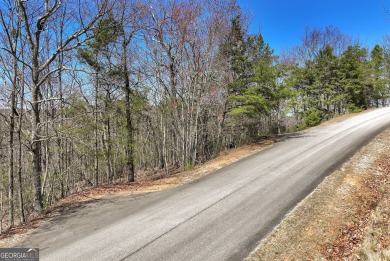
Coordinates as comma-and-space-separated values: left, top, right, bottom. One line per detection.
19, 108, 390, 261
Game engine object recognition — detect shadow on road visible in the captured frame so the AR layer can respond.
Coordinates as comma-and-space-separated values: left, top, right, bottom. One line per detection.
256, 132, 309, 143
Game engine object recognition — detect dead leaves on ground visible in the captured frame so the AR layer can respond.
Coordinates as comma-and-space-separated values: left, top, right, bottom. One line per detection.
324, 153, 390, 260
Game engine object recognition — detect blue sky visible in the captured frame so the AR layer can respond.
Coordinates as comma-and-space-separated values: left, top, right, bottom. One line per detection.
236, 0, 390, 54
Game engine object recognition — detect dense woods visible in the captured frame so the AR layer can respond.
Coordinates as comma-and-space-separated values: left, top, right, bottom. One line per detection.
0, 0, 389, 230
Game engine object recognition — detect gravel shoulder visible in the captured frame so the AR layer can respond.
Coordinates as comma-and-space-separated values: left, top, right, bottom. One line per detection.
247, 128, 390, 260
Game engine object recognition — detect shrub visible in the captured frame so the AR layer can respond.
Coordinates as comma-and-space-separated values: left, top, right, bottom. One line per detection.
304, 108, 322, 127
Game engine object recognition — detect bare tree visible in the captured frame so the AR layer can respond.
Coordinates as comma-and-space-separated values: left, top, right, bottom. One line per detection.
0, 0, 24, 228
16, 0, 109, 215
292, 26, 352, 64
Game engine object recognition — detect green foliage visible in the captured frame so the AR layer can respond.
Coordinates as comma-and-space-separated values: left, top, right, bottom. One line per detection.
92, 14, 123, 48
295, 123, 308, 131
77, 13, 122, 71
304, 108, 322, 127
184, 162, 194, 171
222, 17, 277, 120
347, 103, 363, 113
220, 15, 250, 77
371, 44, 384, 72
370, 45, 389, 107
313, 46, 342, 107
228, 86, 269, 117
339, 45, 371, 109
77, 48, 101, 71
287, 41, 385, 122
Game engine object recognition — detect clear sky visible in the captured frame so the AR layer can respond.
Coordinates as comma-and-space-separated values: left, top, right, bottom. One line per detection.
236, 0, 390, 54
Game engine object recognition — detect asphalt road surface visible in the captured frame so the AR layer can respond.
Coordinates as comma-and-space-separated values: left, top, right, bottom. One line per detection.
18, 108, 390, 261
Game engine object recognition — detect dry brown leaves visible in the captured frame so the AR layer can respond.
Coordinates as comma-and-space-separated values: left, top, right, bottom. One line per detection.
324, 175, 389, 259
325, 147, 390, 260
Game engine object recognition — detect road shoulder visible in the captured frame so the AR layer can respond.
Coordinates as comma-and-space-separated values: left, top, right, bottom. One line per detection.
247, 128, 390, 260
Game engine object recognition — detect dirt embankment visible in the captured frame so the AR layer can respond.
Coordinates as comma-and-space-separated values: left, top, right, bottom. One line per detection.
247, 128, 390, 261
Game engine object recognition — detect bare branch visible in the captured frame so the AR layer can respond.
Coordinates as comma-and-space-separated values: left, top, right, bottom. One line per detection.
16, 0, 35, 52
38, 1, 109, 75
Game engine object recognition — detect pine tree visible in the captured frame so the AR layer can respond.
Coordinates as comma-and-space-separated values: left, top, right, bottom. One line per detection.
370, 44, 387, 107
313, 45, 343, 116
77, 14, 123, 185
228, 34, 273, 118
220, 16, 251, 96
339, 45, 371, 111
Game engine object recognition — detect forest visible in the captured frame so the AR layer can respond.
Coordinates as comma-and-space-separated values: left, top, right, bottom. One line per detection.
0, 0, 389, 231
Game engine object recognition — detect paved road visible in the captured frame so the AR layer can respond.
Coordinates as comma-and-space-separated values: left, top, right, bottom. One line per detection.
18, 108, 390, 261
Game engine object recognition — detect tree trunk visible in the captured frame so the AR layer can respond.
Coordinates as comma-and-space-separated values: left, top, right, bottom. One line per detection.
94, 72, 99, 186
124, 80, 135, 182
17, 81, 25, 223
31, 84, 43, 215
8, 58, 17, 228
122, 41, 135, 183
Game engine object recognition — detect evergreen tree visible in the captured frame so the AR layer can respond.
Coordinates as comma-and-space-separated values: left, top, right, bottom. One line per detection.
370, 44, 387, 107
339, 45, 372, 111
220, 16, 251, 96
313, 45, 343, 115
77, 14, 123, 185
228, 34, 273, 117
78, 13, 123, 72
